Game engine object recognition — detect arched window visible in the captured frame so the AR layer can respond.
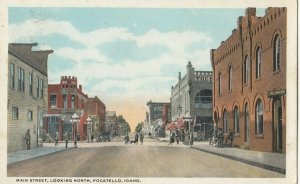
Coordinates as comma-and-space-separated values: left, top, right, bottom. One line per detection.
223, 109, 228, 133
218, 72, 222, 95
194, 90, 212, 109
234, 106, 239, 133
273, 35, 281, 71
255, 99, 264, 134
243, 55, 250, 84
256, 47, 262, 79
228, 65, 232, 91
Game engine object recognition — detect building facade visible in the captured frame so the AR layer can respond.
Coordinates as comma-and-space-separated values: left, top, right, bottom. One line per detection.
46, 76, 90, 141
210, 8, 286, 153
7, 43, 53, 152
105, 111, 119, 136
86, 96, 106, 133
170, 61, 213, 131
146, 101, 170, 137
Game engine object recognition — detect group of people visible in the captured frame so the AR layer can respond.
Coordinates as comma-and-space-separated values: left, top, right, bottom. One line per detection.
209, 126, 234, 148
124, 132, 144, 145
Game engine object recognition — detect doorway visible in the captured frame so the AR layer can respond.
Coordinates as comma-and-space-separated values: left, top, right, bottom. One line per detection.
273, 98, 283, 152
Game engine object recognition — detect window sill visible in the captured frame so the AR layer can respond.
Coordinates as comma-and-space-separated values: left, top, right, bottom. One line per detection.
273, 69, 281, 75
255, 77, 262, 82
254, 134, 264, 138
234, 133, 240, 137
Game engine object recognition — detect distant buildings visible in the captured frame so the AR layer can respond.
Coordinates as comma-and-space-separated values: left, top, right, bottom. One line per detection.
105, 111, 119, 136
210, 8, 286, 153
170, 61, 213, 132
146, 101, 170, 137
86, 96, 106, 133
7, 43, 53, 152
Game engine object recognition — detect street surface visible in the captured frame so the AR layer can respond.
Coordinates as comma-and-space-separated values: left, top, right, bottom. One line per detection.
8, 138, 284, 177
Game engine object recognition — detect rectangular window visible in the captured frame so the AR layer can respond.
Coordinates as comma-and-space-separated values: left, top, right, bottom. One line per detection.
27, 110, 33, 121
40, 79, 44, 99
50, 95, 57, 108
37, 77, 40, 98
10, 63, 15, 88
29, 73, 33, 96
63, 94, 67, 108
12, 107, 18, 119
18, 68, 25, 92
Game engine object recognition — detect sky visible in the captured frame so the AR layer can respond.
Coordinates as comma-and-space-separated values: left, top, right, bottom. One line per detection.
9, 7, 265, 129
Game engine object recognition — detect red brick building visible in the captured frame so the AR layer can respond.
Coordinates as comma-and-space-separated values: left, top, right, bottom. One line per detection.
211, 8, 286, 153
86, 96, 106, 133
46, 76, 103, 141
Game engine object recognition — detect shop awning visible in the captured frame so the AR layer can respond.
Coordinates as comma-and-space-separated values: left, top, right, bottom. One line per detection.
165, 122, 176, 130
176, 117, 186, 129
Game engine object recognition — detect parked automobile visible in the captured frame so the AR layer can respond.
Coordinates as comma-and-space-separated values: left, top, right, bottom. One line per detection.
97, 134, 111, 142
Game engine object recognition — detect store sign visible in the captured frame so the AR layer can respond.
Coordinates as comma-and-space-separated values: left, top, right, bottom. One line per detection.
268, 89, 286, 98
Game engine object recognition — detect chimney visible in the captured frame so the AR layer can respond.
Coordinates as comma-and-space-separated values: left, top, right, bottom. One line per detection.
178, 72, 181, 81
79, 85, 82, 91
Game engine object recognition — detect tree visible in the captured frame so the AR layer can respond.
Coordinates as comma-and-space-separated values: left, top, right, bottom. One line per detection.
118, 115, 131, 135
135, 122, 144, 133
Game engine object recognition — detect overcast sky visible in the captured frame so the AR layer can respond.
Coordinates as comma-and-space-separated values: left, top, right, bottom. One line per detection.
9, 7, 265, 129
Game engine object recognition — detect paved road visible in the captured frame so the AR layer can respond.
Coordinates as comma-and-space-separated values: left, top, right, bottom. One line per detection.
7, 140, 284, 177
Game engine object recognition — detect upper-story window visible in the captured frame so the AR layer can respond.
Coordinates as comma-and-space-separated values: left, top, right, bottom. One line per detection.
18, 68, 25, 92
256, 47, 262, 79
218, 72, 222, 95
29, 73, 33, 96
10, 63, 15, 89
27, 110, 33, 121
37, 78, 43, 99
228, 65, 232, 91
273, 35, 281, 72
50, 95, 57, 108
243, 55, 250, 85
195, 90, 212, 109
255, 99, 264, 135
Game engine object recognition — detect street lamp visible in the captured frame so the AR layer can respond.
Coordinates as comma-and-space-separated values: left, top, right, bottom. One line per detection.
183, 112, 193, 148
70, 113, 79, 148
86, 117, 92, 143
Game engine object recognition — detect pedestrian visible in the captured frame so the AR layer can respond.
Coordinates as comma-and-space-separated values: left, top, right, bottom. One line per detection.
55, 131, 59, 146
135, 133, 139, 144
124, 134, 129, 144
175, 129, 179, 145
168, 133, 174, 145
217, 128, 224, 148
64, 131, 69, 148
228, 129, 234, 147
25, 129, 31, 150
140, 133, 144, 145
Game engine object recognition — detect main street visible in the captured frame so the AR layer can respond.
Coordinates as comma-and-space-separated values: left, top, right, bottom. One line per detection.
7, 138, 284, 178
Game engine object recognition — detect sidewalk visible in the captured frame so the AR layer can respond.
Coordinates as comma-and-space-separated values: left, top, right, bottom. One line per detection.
8, 143, 74, 165
157, 137, 286, 174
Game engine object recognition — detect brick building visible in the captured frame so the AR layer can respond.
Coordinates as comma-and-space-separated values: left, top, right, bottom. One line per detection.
46, 76, 90, 141
86, 96, 106, 133
210, 8, 286, 153
7, 43, 53, 152
105, 111, 119, 136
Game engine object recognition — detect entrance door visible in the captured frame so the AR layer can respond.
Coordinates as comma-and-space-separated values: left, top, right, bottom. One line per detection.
273, 99, 283, 152
244, 104, 250, 143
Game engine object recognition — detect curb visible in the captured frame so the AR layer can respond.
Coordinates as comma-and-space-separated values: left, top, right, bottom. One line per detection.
8, 147, 76, 166
191, 146, 286, 174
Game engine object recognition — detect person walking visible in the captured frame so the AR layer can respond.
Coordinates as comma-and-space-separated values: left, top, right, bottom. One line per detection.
175, 129, 179, 145
217, 128, 224, 148
140, 133, 144, 145
135, 133, 139, 144
64, 131, 69, 148
228, 129, 234, 147
55, 131, 59, 146
25, 129, 31, 150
